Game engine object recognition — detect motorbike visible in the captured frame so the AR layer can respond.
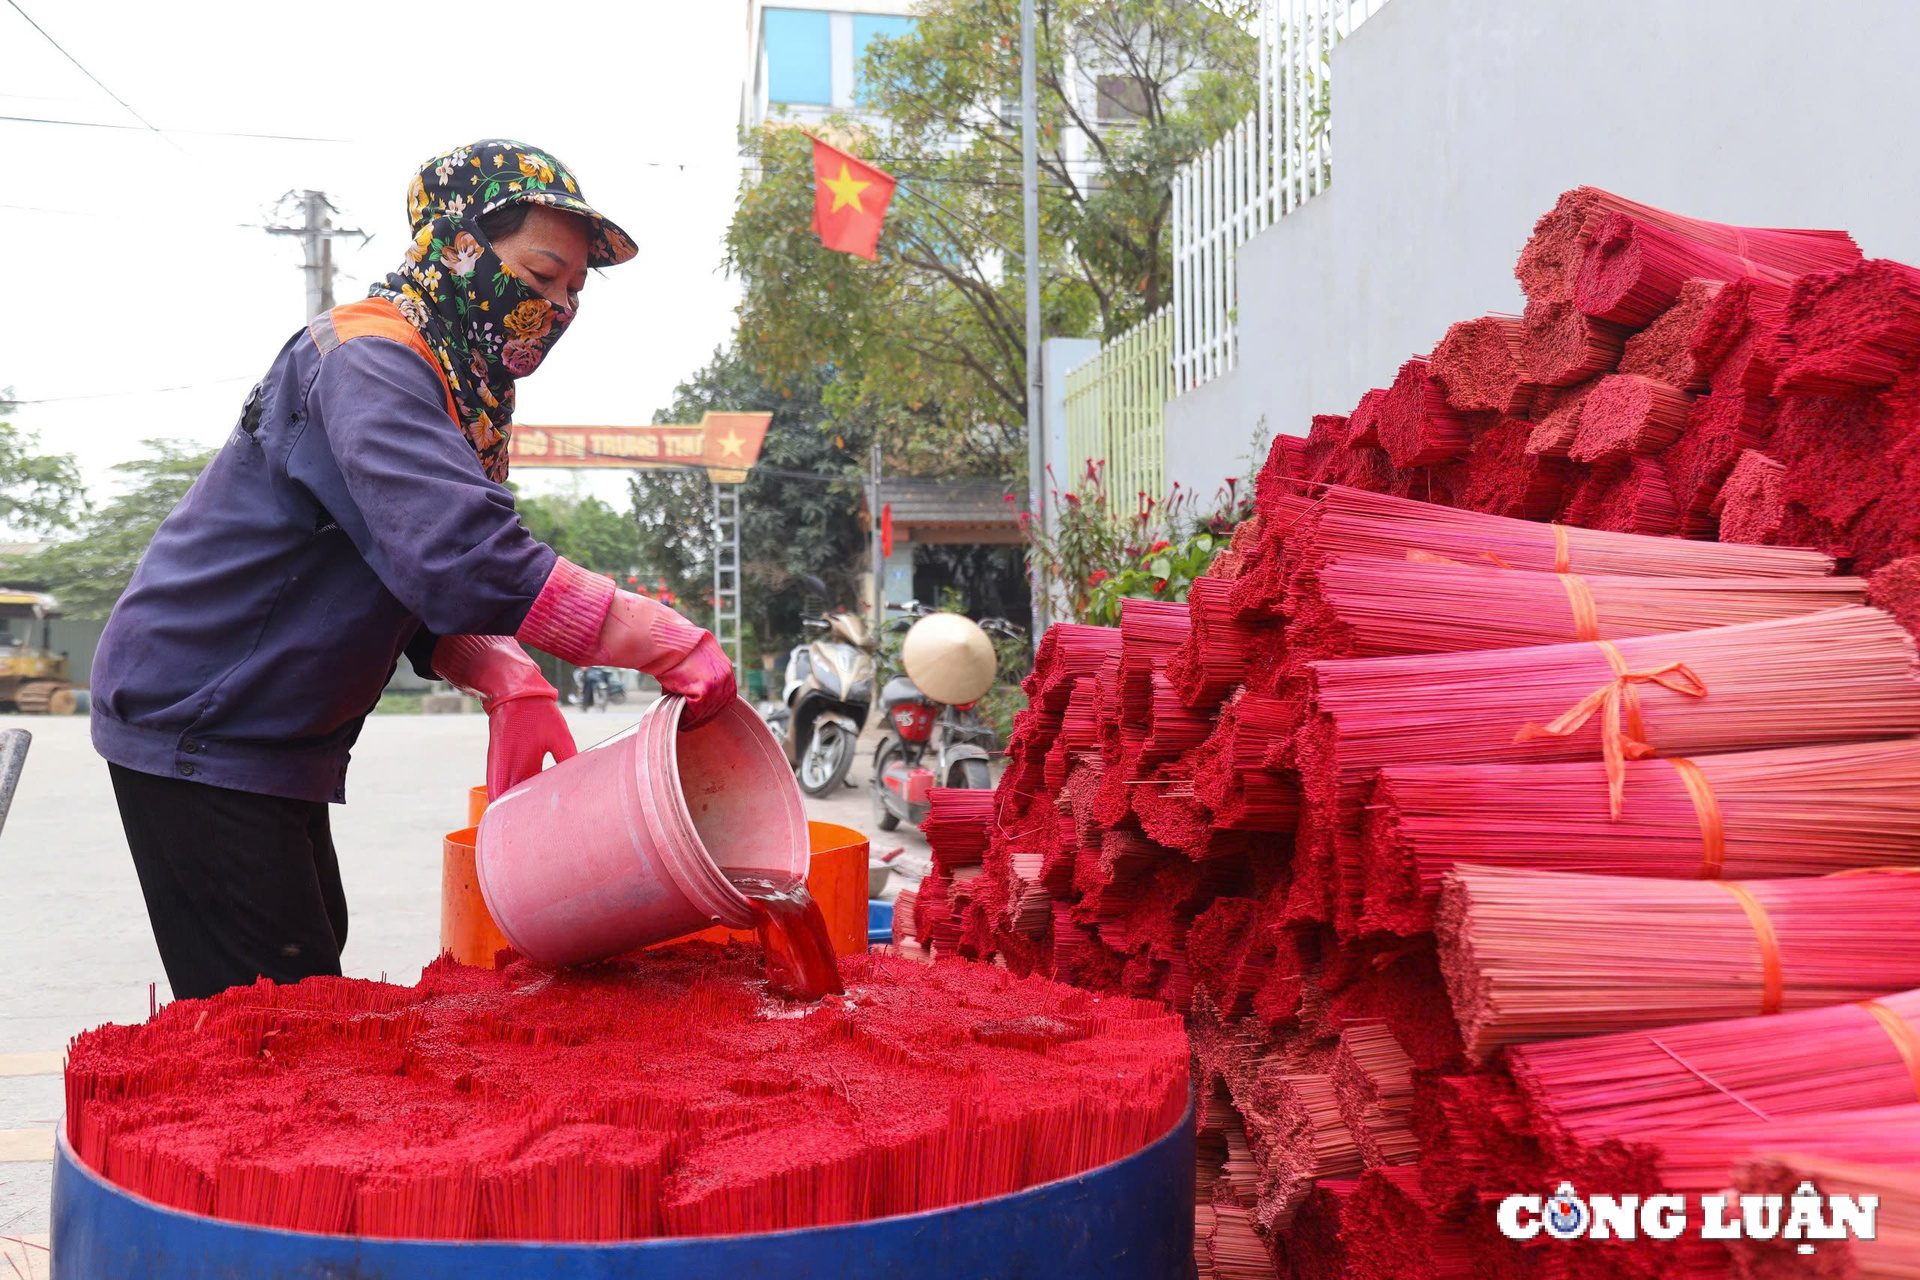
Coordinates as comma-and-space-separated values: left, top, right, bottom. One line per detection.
870, 603, 1023, 832
766, 585, 876, 796
569, 666, 628, 710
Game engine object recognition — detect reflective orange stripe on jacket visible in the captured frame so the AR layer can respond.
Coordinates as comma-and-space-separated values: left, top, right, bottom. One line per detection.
307, 298, 459, 425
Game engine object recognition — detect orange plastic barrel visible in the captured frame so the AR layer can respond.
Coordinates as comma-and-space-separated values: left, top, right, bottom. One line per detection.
466, 784, 488, 828
667, 821, 869, 957
441, 825, 513, 967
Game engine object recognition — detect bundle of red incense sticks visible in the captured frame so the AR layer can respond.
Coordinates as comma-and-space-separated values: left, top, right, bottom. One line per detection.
1360, 736, 1920, 936
66, 950, 1189, 1239
1438, 865, 1920, 1057
1732, 1152, 1920, 1279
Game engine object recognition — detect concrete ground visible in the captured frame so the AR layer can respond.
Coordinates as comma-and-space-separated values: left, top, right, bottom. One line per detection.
0, 703, 929, 1266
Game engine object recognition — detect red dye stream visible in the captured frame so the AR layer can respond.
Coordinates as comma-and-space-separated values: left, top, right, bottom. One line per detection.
732, 875, 845, 1001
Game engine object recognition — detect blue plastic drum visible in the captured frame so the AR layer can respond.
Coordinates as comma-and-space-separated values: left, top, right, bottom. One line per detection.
52, 1092, 1194, 1279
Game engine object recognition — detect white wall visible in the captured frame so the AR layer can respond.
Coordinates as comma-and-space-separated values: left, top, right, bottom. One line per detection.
1166, 0, 1920, 495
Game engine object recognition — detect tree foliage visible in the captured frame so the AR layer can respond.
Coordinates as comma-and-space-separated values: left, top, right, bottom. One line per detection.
728, 0, 1258, 476
514, 492, 639, 581
0, 390, 86, 536
12, 440, 213, 619
635, 346, 871, 662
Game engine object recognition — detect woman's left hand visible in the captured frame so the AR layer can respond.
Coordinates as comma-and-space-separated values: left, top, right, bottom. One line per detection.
433, 634, 579, 799
482, 694, 577, 800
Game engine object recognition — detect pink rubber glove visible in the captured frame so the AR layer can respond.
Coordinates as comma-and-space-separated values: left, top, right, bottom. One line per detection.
516, 558, 739, 730
433, 634, 578, 800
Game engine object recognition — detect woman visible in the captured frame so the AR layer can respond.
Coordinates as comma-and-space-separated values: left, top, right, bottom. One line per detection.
90, 141, 734, 1001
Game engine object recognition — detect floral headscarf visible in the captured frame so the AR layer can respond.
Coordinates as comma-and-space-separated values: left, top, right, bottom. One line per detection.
369, 140, 636, 481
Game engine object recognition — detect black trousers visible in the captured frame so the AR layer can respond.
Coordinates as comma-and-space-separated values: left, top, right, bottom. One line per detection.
109, 763, 349, 1001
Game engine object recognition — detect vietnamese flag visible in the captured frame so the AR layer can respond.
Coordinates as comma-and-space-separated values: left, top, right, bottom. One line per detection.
809, 137, 896, 261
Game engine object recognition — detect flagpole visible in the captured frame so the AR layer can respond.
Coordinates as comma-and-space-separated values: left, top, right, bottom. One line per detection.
1020, 0, 1046, 637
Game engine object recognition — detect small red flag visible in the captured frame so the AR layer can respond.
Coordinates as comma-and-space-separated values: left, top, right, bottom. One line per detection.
880, 502, 894, 559
809, 137, 896, 261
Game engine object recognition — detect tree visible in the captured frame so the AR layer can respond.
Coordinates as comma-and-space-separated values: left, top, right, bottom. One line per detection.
635, 346, 870, 664
12, 440, 213, 618
0, 389, 86, 536
727, 0, 1258, 474
514, 492, 640, 580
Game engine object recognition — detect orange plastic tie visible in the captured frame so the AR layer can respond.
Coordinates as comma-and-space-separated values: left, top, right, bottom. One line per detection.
1714, 882, 1782, 1015
1513, 640, 1709, 820
1670, 758, 1726, 878
1559, 574, 1601, 643
1860, 1001, 1920, 1103
1551, 523, 1572, 574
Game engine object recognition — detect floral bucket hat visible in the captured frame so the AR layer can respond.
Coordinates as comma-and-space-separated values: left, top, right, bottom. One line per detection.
407, 140, 637, 267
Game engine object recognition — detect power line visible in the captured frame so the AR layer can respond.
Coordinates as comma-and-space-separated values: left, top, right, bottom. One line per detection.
2, 0, 177, 148
0, 112, 345, 143
13, 376, 254, 405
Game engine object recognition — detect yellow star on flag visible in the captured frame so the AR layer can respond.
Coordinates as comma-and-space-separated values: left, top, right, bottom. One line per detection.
824, 163, 871, 214
717, 428, 745, 458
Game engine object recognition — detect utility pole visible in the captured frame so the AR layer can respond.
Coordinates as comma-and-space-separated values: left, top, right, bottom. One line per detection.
264, 191, 368, 320
1020, 0, 1046, 637
870, 439, 885, 638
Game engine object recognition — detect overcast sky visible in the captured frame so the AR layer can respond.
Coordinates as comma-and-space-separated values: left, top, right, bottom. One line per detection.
1, 0, 750, 514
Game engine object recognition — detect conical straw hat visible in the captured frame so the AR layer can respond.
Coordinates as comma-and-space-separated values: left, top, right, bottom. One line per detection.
902, 613, 998, 706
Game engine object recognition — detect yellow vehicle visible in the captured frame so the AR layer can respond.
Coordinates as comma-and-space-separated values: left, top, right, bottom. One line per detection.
0, 590, 76, 714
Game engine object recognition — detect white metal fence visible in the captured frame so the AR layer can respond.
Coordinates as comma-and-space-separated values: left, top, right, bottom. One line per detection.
1062, 309, 1173, 505
1171, 0, 1391, 393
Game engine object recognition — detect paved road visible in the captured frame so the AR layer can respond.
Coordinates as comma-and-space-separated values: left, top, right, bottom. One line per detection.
0, 704, 930, 1259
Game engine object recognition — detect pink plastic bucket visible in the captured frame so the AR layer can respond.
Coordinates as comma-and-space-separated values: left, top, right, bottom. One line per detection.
474, 695, 809, 966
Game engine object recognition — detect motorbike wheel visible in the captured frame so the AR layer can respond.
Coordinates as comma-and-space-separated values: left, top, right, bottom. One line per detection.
871, 741, 903, 831
608, 684, 627, 705
797, 722, 855, 796
947, 757, 991, 790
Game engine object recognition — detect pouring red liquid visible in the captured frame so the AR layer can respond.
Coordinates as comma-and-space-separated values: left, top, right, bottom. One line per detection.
731, 876, 845, 1000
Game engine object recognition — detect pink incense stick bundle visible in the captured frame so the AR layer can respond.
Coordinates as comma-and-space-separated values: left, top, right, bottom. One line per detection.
1269, 484, 1835, 579
1043, 676, 1100, 790
1508, 988, 1920, 1164
1378, 358, 1475, 468
1407, 1067, 1547, 1211
1569, 373, 1696, 465
1121, 599, 1193, 692
921, 787, 994, 872
1438, 865, 1920, 1059
1134, 763, 1222, 857
1774, 259, 1920, 396
1660, 393, 1775, 537
1345, 389, 1388, 447
1280, 1178, 1356, 1279
1454, 416, 1571, 521
1732, 1152, 1920, 1280
1309, 605, 1920, 824
1169, 576, 1279, 708
1522, 379, 1598, 459
1516, 186, 1858, 303
1698, 277, 1794, 397
1619, 278, 1726, 390
890, 888, 919, 948
1430, 316, 1537, 416
1523, 295, 1629, 387
1361, 737, 1920, 938
1871, 555, 1920, 639
1329, 1021, 1418, 1169
1189, 692, 1301, 832
1559, 455, 1681, 537
1715, 448, 1789, 544
1144, 672, 1216, 763
1575, 209, 1858, 326
1334, 1166, 1474, 1280
1024, 622, 1123, 713
1311, 558, 1862, 657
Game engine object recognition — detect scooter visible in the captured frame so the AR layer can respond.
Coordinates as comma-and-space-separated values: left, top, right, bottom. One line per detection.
767, 590, 876, 796
870, 605, 1021, 831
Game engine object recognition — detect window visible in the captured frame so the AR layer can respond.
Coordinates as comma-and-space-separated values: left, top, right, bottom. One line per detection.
1096, 74, 1152, 124
765, 9, 833, 106
853, 14, 915, 102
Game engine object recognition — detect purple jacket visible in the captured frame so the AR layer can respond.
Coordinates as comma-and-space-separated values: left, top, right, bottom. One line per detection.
91, 317, 556, 803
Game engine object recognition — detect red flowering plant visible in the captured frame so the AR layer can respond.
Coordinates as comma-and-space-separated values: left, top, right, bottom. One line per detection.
1019, 462, 1252, 625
